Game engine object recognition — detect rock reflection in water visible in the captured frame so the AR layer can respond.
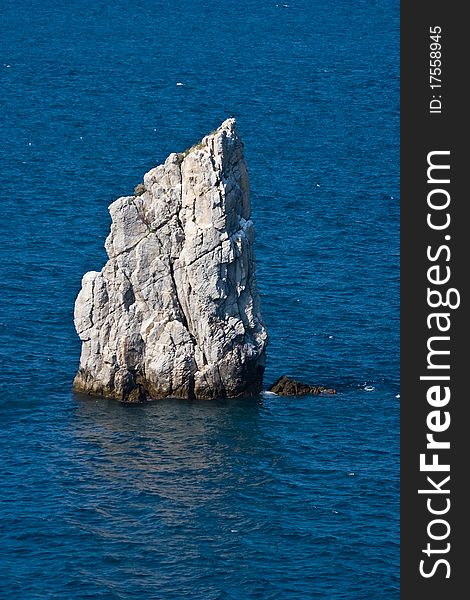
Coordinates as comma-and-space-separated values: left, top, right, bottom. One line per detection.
69, 394, 276, 532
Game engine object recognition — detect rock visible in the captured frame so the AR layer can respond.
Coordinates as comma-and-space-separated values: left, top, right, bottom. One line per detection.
269, 375, 336, 396
73, 118, 268, 401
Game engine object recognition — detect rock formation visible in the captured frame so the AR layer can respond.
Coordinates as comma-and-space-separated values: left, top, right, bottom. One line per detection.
74, 119, 268, 401
269, 376, 336, 396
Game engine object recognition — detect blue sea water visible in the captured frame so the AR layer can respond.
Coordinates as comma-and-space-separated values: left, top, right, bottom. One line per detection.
0, 0, 399, 598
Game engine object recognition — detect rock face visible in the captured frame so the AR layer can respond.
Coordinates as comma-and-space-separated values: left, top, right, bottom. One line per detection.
74, 119, 268, 401
269, 376, 336, 396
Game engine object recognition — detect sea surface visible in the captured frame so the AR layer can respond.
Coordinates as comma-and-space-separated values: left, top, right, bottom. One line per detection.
0, 1, 399, 598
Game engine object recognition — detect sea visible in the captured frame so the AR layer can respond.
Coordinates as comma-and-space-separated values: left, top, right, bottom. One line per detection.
0, 1, 399, 598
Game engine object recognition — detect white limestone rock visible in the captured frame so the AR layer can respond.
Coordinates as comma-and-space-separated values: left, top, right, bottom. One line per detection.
73, 119, 268, 401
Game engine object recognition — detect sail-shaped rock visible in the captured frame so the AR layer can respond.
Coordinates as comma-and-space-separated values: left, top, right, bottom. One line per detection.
73, 119, 268, 401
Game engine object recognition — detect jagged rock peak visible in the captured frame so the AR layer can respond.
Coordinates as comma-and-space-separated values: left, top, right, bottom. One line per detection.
73, 118, 268, 401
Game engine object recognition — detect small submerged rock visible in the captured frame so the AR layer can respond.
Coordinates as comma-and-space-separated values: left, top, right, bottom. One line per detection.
269, 375, 336, 396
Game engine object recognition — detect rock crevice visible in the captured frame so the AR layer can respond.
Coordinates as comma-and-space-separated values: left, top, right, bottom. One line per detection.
74, 119, 268, 401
